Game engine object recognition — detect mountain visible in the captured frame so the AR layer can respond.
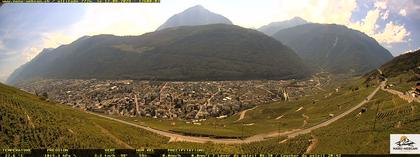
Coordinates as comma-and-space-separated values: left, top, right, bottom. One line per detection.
156, 5, 233, 31
272, 23, 393, 74
0, 82, 168, 148
258, 17, 307, 36
377, 49, 420, 77
7, 24, 310, 84
365, 49, 419, 88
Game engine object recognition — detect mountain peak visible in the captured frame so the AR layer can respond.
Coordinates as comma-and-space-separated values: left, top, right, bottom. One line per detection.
188, 5, 206, 10
156, 5, 232, 31
290, 17, 306, 22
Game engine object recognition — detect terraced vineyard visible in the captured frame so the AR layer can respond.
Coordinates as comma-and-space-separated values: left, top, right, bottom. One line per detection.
312, 90, 420, 153
0, 82, 315, 153
0, 83, 168, 148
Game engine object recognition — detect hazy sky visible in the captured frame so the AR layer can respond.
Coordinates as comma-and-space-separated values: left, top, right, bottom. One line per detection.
0, 0, 419, 82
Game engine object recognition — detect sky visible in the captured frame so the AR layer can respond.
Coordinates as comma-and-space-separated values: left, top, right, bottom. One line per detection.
0, 0, 419, 82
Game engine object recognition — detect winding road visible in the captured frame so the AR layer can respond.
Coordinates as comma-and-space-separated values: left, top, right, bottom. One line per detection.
86, 80, 386, 144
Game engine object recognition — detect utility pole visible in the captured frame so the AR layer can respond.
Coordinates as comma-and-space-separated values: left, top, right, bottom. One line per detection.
241, 122, 244, 140
372, 101, 380, 144
277, 122, 280, 142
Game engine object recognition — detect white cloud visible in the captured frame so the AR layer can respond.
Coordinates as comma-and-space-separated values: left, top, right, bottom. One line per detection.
346, 1, 410, 44
399, 9, 407, 16
381, 10, 389, 20
374, 1, 387, 10
22, 47, 42, 62
279, 0, 358, 25
349, 8, 381, 36
373, 22, 410, 44
0, 40, 5, 51
376, 0, 420, 19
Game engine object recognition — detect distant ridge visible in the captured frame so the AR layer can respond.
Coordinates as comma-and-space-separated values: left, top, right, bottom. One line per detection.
258, 17, 307, 36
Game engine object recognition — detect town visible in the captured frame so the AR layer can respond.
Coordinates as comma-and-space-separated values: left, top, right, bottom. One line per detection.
17, 76, 328, 120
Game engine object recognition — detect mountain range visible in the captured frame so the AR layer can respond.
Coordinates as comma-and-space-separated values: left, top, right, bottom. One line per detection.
7, 5, 395, 83
272, 23, 393, 74
7, 24, 309, 84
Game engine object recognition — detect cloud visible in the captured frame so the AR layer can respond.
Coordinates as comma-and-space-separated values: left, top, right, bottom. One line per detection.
377, 0, 420, 18
280, 0, 358, 25
399, 9, 407, 16
67, 4, 163, 37
381, 10, 389, 20
349, 8, 381, 37
374, 1, 387, 10
346, 1, 410, 44
372, 22, 410, 44
0, 40, 5, 51
40, 32, 75, 49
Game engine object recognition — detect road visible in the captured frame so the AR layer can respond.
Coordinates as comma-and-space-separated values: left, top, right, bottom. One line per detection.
86, 80, 386, 144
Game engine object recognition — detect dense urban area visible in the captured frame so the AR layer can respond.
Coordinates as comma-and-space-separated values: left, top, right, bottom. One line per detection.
17, 74, 329, 120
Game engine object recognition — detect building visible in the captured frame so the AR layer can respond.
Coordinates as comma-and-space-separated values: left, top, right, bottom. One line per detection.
415, 82, 420, 96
